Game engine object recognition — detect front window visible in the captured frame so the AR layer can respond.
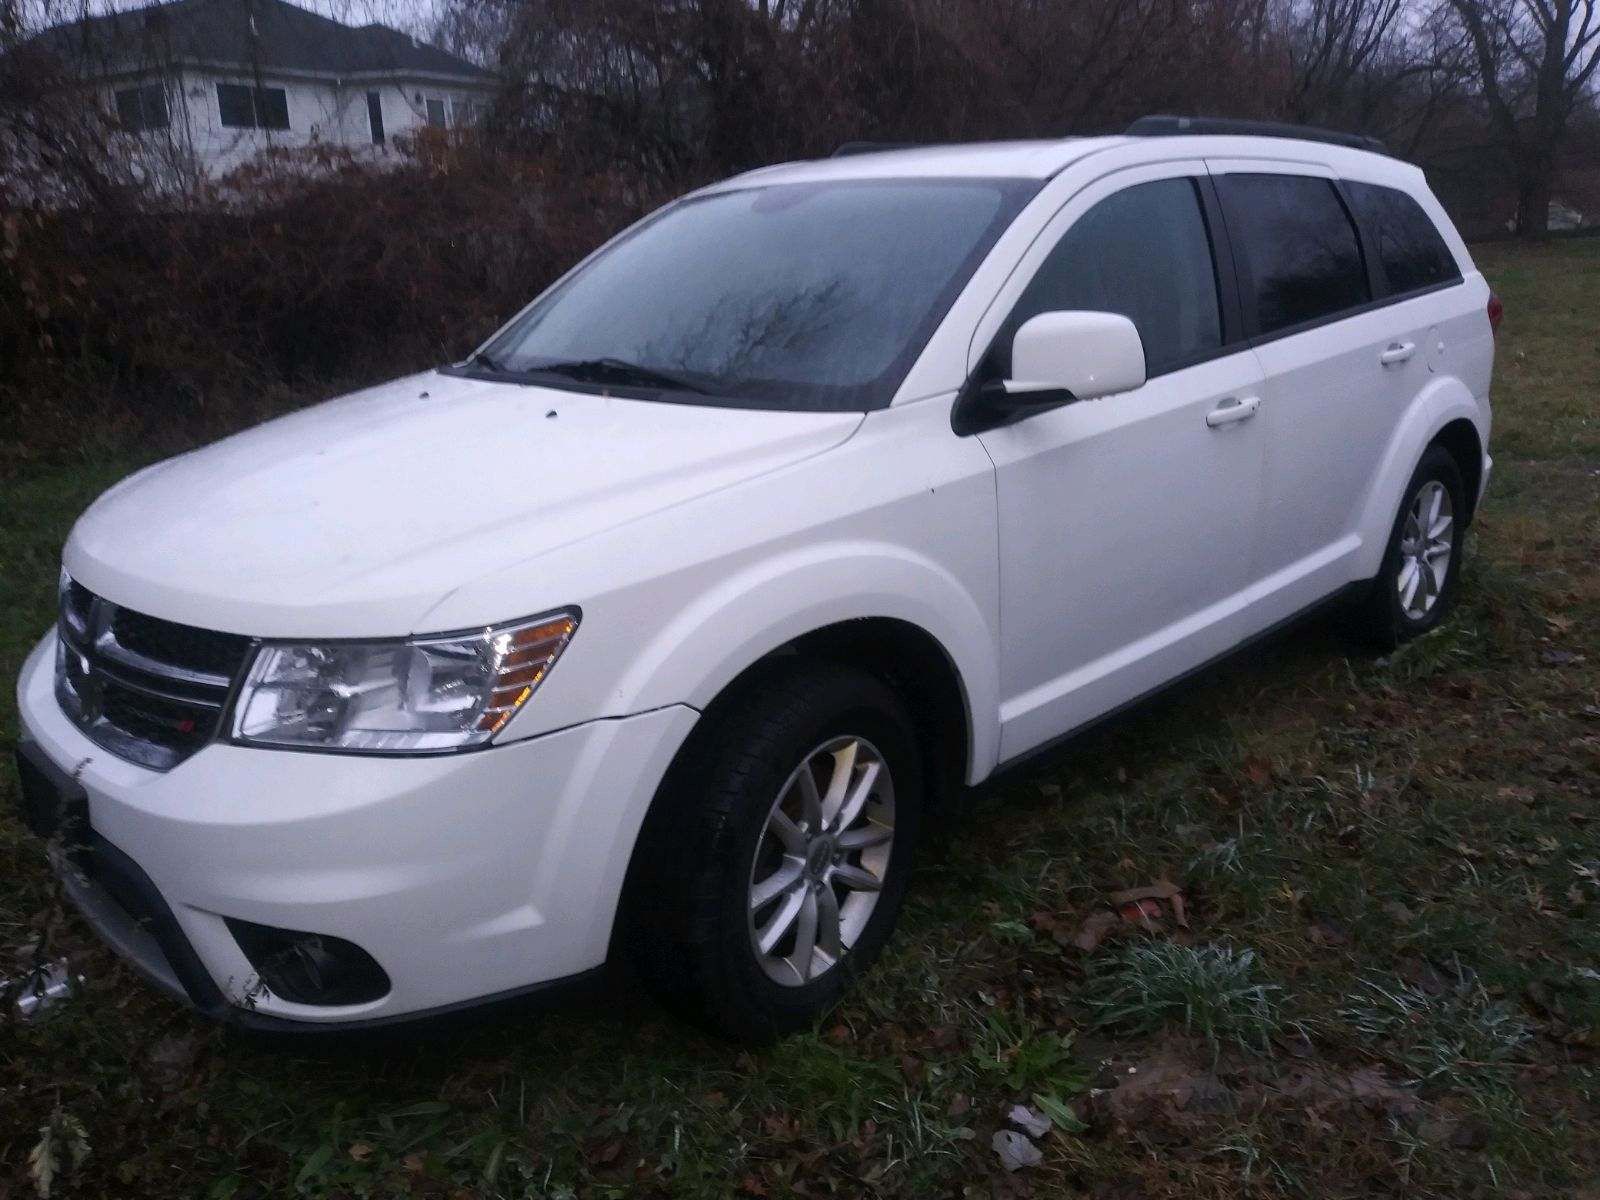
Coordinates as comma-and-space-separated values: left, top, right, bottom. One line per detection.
218, 83, 290, 131
115, 83, 170, 133
462, 179, 1034, 412
988, 177, 1223, 379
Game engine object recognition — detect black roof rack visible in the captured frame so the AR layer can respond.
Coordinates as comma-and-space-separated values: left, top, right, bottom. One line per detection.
830, 141, 922, 157
1125, 115, 1387, 155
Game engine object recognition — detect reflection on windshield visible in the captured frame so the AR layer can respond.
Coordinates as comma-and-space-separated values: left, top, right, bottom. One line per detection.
471, 179, 1033, 412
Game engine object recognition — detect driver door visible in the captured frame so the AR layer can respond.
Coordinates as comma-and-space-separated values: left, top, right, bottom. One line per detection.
973, 164, 1270, 760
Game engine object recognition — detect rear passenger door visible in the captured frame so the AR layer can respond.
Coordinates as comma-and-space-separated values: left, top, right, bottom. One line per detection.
1343, 178, 1467, 386
1208, 164, 1395, 606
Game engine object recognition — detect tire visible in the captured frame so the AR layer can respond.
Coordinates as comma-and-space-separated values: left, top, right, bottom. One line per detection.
622, 660, 922, 1042
1349, 445, 1467, 650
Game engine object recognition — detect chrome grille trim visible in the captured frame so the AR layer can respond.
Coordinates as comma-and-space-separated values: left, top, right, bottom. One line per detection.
92, 629, 233, 691
55, 583, 252, 772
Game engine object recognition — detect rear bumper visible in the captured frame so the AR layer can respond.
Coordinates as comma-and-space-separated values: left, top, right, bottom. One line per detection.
14, 631, 697, 1030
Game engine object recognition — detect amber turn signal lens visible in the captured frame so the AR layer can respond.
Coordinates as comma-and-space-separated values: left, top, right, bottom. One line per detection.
475, 616, 579, 733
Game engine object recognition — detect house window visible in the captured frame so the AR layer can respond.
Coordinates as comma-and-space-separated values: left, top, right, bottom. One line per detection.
424, 97, 447, 129
115, 83, 170, 132
217, 83, 290, 131
451, 98, 488, 128
366, 91, 385, 144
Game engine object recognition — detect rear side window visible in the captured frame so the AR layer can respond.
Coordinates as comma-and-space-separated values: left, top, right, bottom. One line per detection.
993, 177, 1222, 377
1344, 181, 1461, 296
1216, 174, 1369, 335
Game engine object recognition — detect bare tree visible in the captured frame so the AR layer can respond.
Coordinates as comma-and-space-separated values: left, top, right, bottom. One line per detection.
1447, 0, 1600, 234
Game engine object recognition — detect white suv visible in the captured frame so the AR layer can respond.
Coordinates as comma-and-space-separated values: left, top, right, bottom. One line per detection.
15, 118, 1495, 1039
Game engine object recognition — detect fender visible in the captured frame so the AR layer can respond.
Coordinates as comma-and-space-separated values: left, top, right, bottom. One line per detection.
611, 541, 1000, 784
1351, 374, 1486, 582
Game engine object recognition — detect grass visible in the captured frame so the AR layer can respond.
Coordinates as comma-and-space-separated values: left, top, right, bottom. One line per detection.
2, 237, 1598, 1198
1340, 966, 1537, 1089
1085, 943, 1285, 1057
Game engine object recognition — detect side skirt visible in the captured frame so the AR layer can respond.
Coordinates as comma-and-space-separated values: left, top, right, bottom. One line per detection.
980, 579, 1369, 788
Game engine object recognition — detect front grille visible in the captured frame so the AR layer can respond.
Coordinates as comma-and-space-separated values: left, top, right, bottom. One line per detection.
55, 584, 253, 771
111, 608, 251, 679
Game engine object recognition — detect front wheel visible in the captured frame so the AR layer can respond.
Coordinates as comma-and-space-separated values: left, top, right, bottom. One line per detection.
623, 661, 922, 1042
1350, 445, 1466, 649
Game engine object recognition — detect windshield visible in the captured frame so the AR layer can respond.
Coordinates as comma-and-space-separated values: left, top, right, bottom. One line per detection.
460, 178, 1035, 412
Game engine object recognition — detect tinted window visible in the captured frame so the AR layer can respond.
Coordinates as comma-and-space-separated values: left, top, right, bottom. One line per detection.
478, 180, 1033, 412
1217, 174, 1369, 335
115, 84, 168, 132
993, 178, 1222, 377
217, 84, 289, 130
1345, 181, 1460, 295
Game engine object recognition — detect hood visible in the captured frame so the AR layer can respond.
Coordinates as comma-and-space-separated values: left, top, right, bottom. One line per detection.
66, 371, 863, 637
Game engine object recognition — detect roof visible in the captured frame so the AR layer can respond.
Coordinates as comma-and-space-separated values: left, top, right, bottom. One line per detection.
28, 0, 493, 81
707, 132, 1416, 189
711, 138, 1133, 187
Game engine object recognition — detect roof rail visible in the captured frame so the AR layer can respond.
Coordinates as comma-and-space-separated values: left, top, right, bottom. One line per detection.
1125, 115, 1387, 155
830, 141, 921, 158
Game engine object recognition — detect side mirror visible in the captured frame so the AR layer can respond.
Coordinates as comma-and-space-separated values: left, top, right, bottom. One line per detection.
999, 310, 1147, 405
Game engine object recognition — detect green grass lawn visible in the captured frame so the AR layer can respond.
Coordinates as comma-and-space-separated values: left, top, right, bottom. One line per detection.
3, 239, 1597, 1199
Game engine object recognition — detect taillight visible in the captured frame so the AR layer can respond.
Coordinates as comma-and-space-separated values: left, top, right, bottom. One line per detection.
1487, 292, 1503, 335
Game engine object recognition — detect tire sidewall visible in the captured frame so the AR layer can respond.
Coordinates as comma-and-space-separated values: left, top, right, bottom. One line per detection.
707, 679, 922, 1034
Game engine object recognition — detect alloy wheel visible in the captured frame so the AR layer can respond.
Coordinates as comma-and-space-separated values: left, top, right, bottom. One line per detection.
746, 735, 895, 987
1396, 480, 1454, 620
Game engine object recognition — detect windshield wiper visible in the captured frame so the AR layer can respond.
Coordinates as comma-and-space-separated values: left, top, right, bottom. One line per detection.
534, 357, 711, 395
465, 350, 510, 374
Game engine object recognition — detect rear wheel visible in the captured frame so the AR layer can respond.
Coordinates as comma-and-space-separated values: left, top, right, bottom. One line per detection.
1350, 445, 1466, 649
624, 661, 921, 1042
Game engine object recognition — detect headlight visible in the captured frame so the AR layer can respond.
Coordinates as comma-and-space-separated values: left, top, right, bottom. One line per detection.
231, 611, 579, 754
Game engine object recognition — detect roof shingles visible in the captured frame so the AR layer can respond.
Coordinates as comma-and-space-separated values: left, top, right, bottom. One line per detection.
31, 0, 492, 81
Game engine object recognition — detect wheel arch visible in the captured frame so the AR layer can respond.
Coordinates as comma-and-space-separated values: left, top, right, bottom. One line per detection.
1431, 417, 1484, 525
610, 612, 978, 972
1353, 377, 1487, 581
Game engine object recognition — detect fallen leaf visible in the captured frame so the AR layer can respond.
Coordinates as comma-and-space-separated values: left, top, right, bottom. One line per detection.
1308, 920, 1351, 947
1073, 910, 1119, 952
1118, 898, 1164, 926
1108, 881, 1182, 905
1007, 1104, 1051, 1139
992, 1129, 1043, 1171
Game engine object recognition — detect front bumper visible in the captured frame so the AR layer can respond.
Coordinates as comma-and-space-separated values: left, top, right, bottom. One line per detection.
14, 632, 697, 1028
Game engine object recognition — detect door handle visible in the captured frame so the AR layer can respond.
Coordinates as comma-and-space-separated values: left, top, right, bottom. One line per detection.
1205, 396, 1260, 428
1379, 341, 1416, 365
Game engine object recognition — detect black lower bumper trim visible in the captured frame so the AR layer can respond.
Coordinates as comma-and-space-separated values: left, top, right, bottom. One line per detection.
16, 736, 610, 1038
220, 964, 610, 1037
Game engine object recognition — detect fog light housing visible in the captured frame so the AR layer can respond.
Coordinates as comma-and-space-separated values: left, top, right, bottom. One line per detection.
225, 918, 390, 1007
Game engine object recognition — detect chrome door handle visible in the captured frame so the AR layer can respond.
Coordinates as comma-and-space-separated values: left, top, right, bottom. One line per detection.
1205, 396, 1260, 428
1379, 341, 1416, 365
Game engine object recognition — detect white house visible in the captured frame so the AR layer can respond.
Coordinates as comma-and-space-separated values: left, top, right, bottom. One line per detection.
30, 0, 498, 179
